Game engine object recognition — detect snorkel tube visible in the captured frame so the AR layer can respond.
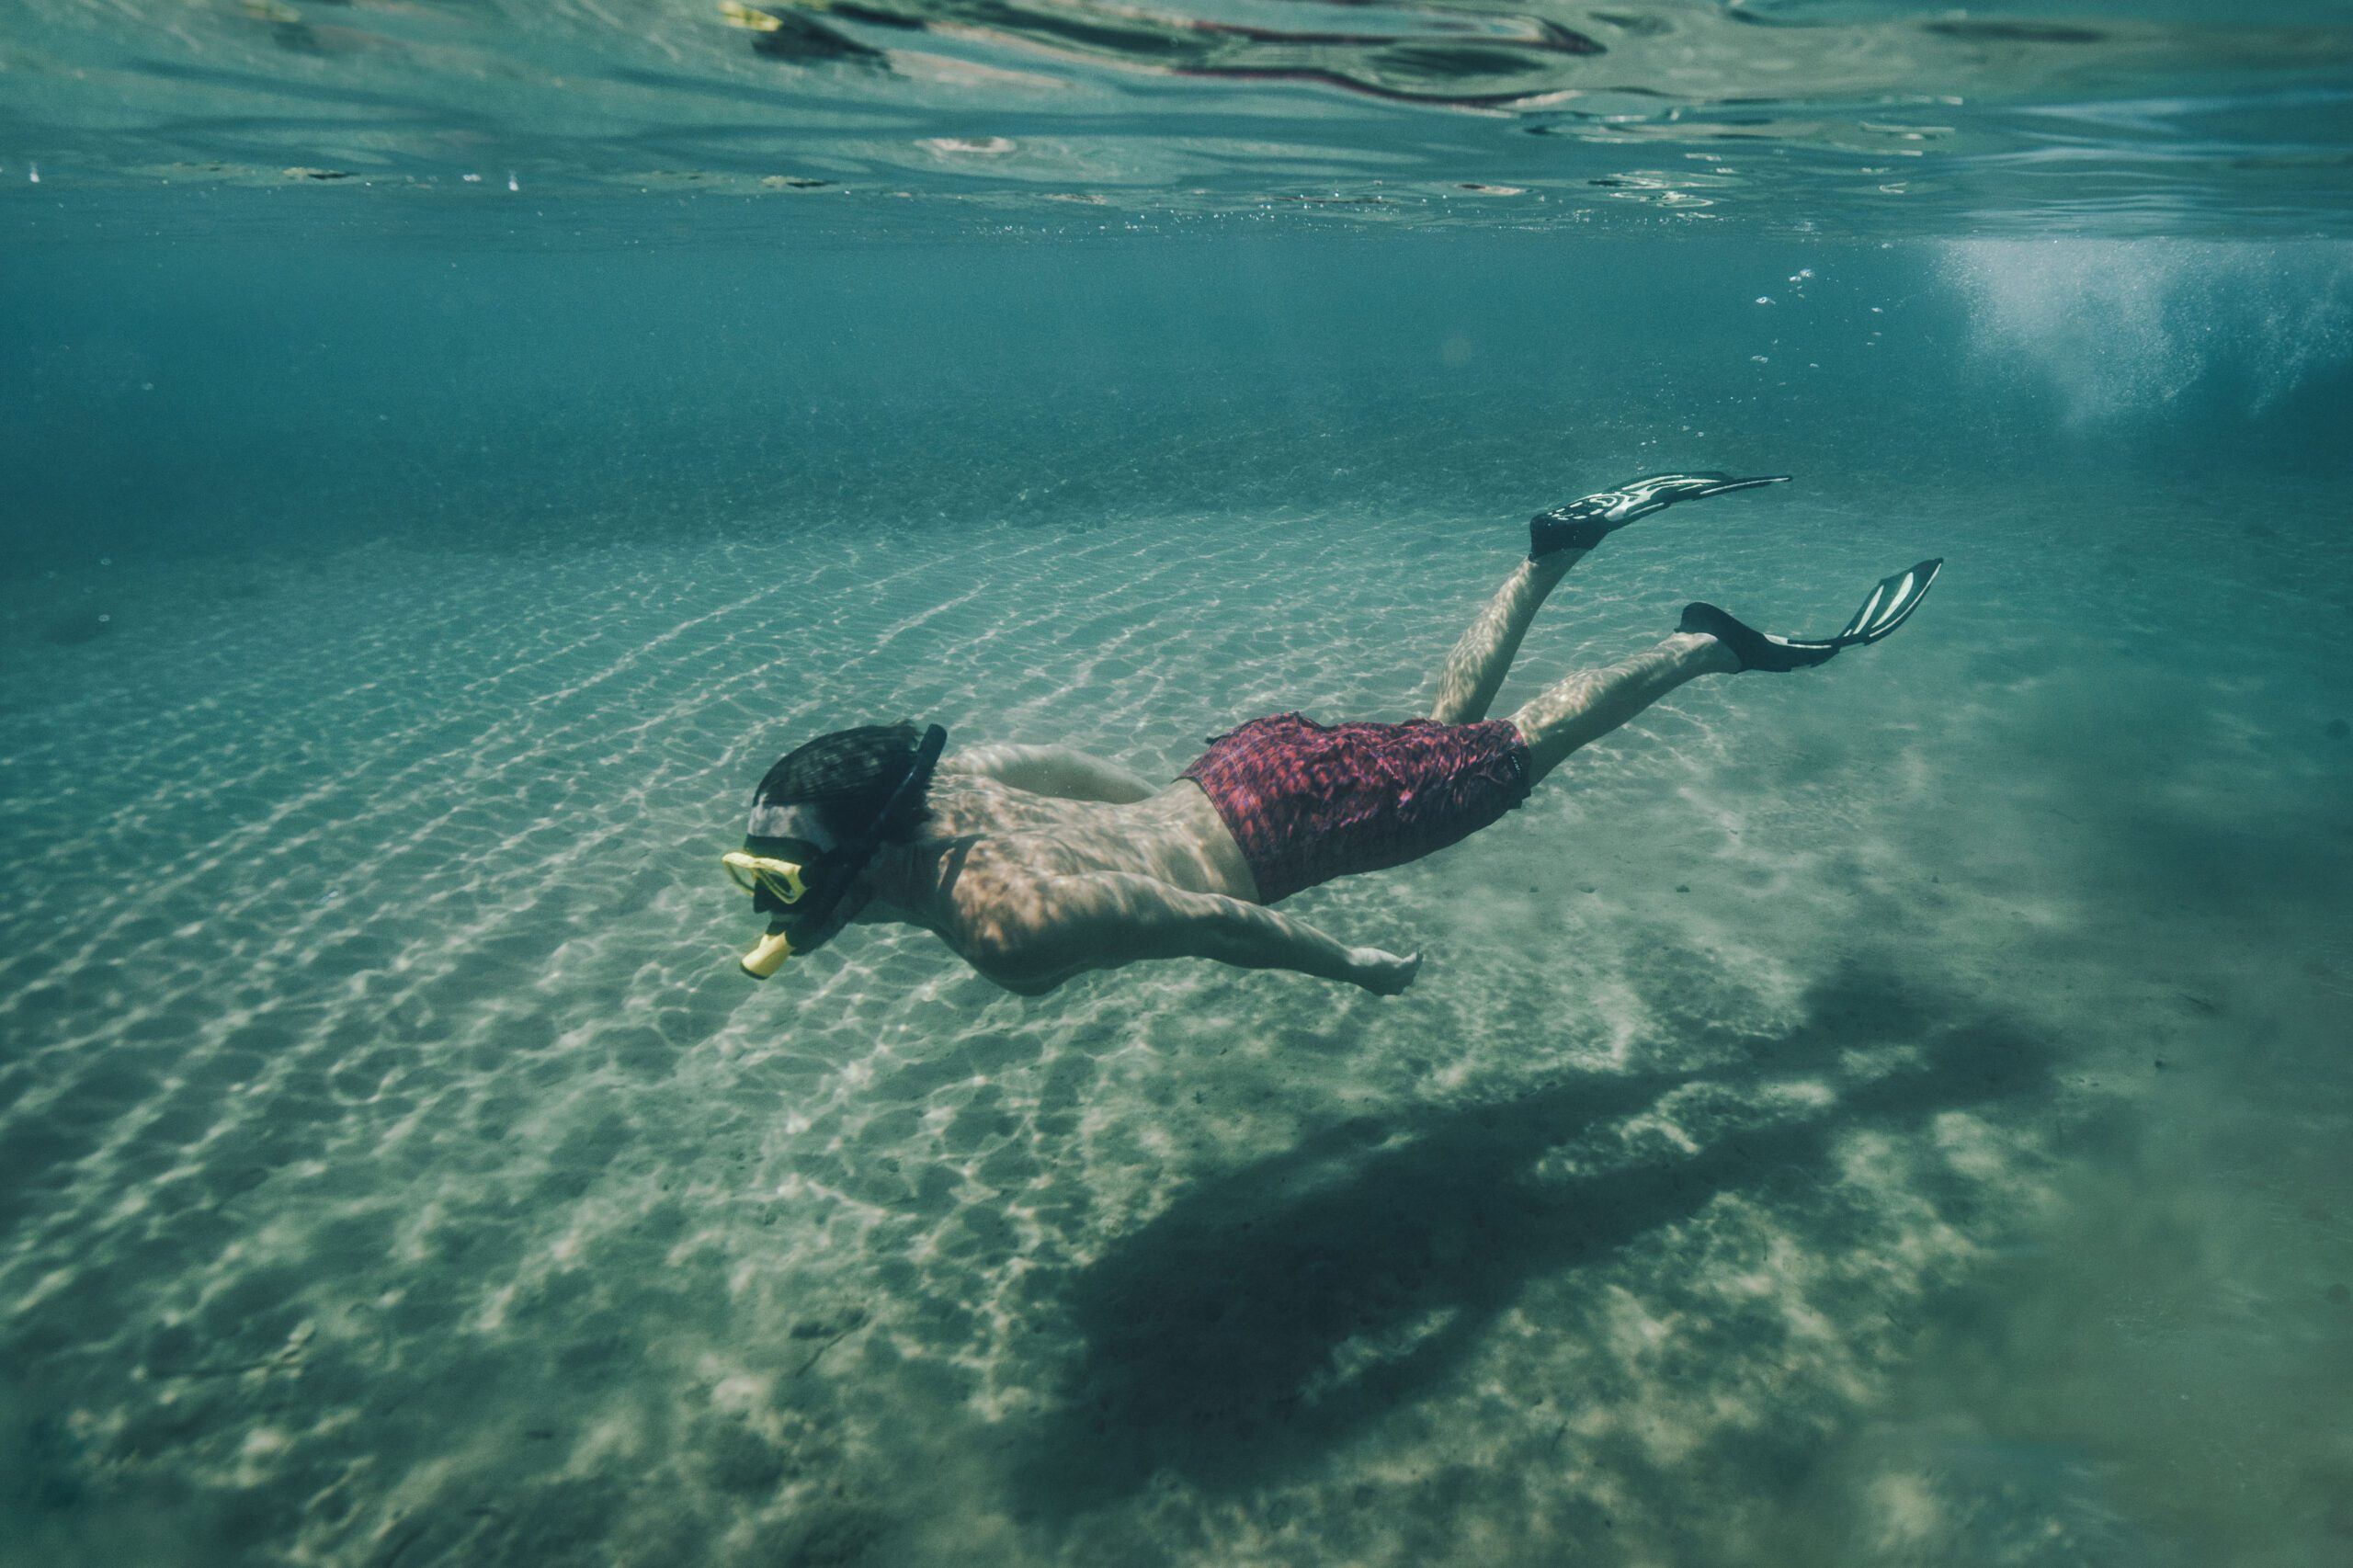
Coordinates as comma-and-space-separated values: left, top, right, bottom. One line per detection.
729, 723, 948, 980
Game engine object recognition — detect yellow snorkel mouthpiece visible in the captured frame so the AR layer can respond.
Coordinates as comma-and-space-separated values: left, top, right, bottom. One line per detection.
741, 925, 794, 979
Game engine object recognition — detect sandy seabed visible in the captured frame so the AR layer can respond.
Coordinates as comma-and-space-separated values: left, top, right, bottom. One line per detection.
2, 473, 2348, 1567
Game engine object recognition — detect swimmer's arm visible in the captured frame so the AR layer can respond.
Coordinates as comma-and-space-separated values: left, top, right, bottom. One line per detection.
947, 744, 1159, 804
966, 872, 1420, 995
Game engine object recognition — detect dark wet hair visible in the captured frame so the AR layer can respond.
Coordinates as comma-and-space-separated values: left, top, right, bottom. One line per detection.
754, 722, 934, 841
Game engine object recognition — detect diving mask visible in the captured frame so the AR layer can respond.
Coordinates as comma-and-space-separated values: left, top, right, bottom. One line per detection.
721, 851, 809, 979
720, 847, 813, 970
722, 850, 809, 909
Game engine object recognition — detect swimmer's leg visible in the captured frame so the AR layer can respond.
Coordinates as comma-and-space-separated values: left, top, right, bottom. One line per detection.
1428, 472, 1790, 724
1508, 559, 1943, 781
1510, 632, 1736, 784
1428, 548, 1588, 725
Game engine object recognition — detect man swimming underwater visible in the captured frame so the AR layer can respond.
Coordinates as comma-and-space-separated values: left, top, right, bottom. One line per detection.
721, 473, 1939, 994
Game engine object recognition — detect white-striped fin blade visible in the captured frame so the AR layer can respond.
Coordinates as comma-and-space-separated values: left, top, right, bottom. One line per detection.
1839, 559, 1942, 645
1838, 580, 1891, 640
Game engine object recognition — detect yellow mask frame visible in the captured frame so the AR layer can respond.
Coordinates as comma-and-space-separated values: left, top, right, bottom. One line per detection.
722, 850, 809, 907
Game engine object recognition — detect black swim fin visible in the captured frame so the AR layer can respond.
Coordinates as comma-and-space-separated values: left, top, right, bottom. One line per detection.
1529, 472, 1790, 560
1679, 559, 1943, 672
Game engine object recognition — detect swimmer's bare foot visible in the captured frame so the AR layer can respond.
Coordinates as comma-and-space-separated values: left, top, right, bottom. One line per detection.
1529, 472, 1790, 561
1353, 948, 1422, 995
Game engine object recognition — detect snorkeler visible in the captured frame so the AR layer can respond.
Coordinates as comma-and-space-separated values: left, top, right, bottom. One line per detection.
721, 473, 1939, 994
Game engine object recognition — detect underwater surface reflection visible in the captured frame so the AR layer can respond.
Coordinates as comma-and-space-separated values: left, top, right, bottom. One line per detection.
7, 0, 2353, 233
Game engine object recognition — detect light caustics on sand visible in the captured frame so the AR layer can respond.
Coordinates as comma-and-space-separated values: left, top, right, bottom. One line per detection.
4, 485, 2349, 1564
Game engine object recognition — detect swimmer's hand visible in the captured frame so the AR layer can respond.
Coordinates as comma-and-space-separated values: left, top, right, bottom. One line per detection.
1352, 949, 1422, 995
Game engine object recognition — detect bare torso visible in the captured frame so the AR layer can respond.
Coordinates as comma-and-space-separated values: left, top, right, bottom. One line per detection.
857, 760, 1324, 994
917, 767, 1258, 899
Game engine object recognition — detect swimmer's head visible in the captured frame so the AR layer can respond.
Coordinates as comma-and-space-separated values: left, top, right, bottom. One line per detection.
728, 722, 944, 972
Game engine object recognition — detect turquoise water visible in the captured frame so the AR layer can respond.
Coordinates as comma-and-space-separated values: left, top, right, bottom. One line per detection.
5, 5, 2353, 1566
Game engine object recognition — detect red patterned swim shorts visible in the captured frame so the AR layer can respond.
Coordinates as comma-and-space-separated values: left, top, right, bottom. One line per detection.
1179, 712, 1532, 904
